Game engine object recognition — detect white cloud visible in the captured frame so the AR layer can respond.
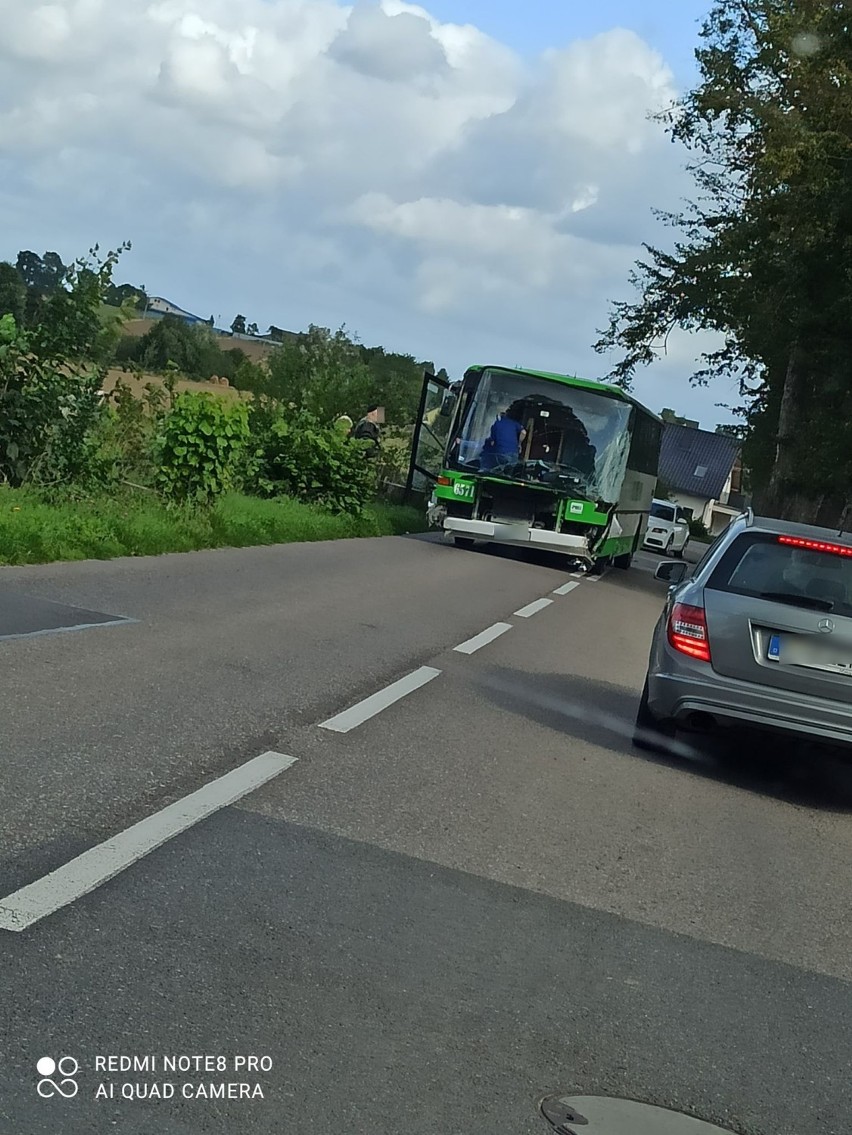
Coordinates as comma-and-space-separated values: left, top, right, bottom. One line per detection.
0, 0, 725, 425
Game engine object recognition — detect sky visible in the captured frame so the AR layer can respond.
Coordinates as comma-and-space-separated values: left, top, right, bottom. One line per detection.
0, 0, 741, 429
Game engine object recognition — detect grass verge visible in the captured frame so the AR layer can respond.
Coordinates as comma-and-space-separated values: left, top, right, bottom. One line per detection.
0, 488, 429, 566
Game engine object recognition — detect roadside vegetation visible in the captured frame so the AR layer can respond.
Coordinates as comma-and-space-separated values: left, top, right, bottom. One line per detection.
0, 489, 426, 566
0, 244, 429, 566
597, 0, 852, 527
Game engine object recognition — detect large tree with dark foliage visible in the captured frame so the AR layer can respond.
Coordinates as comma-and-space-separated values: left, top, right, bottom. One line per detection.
595, 0, 852, 525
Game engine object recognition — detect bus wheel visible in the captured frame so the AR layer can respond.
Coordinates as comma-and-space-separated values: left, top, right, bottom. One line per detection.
453, 536, 475, 549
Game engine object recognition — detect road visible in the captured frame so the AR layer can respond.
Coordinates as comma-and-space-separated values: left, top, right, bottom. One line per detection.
0, 533, 850, 1135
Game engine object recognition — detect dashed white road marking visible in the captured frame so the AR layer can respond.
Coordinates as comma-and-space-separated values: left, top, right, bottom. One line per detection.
553, 581, 581, 596
320, 666, 442, 732
0, 751, 297, 933
454, 622, 513, 655
514, 597, 554, 618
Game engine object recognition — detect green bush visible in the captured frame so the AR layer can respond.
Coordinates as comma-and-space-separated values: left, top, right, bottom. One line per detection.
250, 407, 376, 515
0, 312, 106, 488
156, 391, 250, 504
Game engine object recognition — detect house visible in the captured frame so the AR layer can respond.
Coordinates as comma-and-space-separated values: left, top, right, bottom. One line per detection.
143, 296, 211, 326
658, 423, 746, 536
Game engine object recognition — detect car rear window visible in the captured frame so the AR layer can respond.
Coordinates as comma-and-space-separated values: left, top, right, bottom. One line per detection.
650, 503, 675, 521
707, 533, 852, 616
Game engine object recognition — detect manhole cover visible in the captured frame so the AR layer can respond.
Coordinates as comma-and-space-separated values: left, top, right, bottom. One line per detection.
541, 1095, 739, 1135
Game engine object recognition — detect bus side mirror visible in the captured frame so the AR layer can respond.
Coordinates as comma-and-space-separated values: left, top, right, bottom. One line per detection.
655, 561, 688, 585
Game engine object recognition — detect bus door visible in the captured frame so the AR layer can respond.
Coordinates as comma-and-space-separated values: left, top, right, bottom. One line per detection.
405, 371, 453, 501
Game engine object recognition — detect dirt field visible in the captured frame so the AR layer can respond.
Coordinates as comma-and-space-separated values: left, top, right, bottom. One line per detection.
102, 367, 246, 402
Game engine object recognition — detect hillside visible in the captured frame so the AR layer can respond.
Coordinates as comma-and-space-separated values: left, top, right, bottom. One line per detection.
120, 318, 277, 362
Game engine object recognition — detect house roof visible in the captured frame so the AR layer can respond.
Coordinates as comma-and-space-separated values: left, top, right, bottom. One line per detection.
659, 423, 740, 500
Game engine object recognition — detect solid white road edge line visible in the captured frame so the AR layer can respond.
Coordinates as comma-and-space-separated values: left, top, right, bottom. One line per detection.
553, 581, 581, 596
514, 597, 554, 618
454, 622, 513, 655
320, 666, 442, 733
0, 751, 298, 933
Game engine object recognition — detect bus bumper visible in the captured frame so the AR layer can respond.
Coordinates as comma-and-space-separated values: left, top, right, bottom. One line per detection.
444, 517, 591, 558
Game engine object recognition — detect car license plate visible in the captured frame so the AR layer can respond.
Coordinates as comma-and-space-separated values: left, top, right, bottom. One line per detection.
767, 633, 852, 674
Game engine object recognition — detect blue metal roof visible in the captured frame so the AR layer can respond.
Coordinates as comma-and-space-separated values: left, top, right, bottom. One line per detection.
659, 423, 740, 500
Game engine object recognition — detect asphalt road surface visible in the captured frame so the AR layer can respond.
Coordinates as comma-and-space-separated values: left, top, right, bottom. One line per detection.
1, 534, 850, 1135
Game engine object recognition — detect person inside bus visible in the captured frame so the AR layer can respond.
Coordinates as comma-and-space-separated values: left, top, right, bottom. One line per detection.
481, 406, 526, 469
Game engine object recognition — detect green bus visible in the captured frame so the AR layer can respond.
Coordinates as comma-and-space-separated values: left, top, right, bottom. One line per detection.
406, 364, 663, 572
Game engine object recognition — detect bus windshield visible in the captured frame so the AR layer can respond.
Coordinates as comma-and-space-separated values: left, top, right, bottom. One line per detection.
447, 368, 633, 503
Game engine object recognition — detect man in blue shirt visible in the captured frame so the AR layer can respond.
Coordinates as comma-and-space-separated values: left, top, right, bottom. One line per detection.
482, 407, 526, 468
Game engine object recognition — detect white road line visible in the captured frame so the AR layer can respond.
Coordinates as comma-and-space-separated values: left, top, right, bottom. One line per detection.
454, 622, 513, 655
514, 597, 554, 618
553, 581, 581, 596
0, 751, 297, 933
320, 666, 441, 732
0, 618, 137, 644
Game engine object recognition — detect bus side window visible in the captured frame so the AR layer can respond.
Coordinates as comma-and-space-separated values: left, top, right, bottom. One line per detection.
628, 411, 661, 476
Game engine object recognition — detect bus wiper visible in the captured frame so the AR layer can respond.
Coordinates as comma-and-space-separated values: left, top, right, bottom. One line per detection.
759, 591, 834, 612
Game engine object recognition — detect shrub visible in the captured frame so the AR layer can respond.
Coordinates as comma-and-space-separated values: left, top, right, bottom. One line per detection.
250, 407, 376, 515
156, 391, 250, 504
0, 312, 106, 488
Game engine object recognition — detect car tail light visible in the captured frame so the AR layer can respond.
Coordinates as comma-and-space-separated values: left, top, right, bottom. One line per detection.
668, 602, 711, 662
437, 475, 452, 486
778, 535, 852, 558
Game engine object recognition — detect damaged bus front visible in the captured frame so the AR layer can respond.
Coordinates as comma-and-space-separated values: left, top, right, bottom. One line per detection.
408, 366, 662, 572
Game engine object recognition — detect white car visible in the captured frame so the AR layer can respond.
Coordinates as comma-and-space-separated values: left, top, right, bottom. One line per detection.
643, 499, 691, 558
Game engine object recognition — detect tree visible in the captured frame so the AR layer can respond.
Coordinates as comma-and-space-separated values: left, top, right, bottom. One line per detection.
262, 325, 373, 421
15, 250, 66, 293
595, 0, 852, 525
715, 423, 746, 440
138, 315, 203, 376
0, 263, 27, 324
231, 314, 246, 335
357, 344, 428, 426
0, 243, 129, 487
104, 283, 147, 310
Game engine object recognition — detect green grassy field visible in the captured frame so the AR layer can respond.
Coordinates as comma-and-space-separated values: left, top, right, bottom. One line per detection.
0, 488, 428, 566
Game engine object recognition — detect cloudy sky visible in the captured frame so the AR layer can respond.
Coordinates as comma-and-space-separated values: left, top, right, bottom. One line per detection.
0, 0, 739, 428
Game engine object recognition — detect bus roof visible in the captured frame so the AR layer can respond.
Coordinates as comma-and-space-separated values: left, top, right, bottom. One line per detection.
466, 365, 662, 423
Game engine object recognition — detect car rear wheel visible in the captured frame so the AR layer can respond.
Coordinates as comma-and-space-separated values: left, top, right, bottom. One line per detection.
674, 539, 688, 560
633, 679, 678, 754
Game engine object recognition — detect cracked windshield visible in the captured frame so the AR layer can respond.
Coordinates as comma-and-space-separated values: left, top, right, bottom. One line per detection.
1, 2, 849, 1135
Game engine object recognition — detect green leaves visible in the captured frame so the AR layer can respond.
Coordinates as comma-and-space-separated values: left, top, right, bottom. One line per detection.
247, 405, 377, 516
155, 392, 250, 505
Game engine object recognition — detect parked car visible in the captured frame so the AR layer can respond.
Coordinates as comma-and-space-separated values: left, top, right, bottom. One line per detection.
635, 511, 852, 754
643, 499, 691, 558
